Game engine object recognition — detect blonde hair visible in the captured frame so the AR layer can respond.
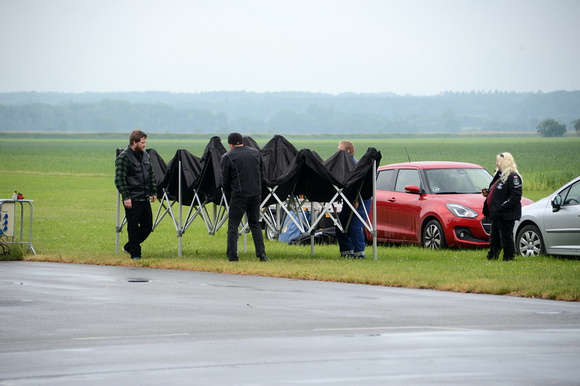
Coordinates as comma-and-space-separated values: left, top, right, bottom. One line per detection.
338, 140, 355, 156
496, 152, 521, 183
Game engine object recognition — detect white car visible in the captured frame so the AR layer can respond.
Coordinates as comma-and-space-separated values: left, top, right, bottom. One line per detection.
514, 176, 580, 257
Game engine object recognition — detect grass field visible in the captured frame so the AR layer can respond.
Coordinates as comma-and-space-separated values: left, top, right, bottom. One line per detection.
1, 132, 579, 300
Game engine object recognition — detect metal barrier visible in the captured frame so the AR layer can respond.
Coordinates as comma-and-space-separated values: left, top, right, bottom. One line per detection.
0, 199, 36, 254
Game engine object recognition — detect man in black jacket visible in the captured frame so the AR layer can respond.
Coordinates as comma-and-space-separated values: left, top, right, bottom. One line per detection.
220, 133, 267, 262
115, 130, 157, 260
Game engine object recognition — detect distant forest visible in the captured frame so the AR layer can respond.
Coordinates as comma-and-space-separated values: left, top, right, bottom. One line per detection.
0, 90, 578, 134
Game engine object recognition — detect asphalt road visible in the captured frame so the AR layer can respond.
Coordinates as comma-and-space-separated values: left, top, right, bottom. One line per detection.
1, 261, 579, 385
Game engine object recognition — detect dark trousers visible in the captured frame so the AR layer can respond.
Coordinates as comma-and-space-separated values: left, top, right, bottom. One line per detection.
488, 219, 516, 260
336, 199, 371, 255
124, 200, 153, 258
227, 195, 265, 260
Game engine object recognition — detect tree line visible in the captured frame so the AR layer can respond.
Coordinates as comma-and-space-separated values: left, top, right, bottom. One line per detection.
0, 90, 578, 134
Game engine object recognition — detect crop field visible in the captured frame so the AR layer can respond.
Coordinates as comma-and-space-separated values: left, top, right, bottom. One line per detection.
1, 132, 579, 300
1, 132, 578, 193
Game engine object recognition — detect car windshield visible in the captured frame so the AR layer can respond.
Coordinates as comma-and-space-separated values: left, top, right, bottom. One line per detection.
424, 168, 492, 194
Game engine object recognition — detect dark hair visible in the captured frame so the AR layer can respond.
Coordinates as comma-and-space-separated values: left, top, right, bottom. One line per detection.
228, 132, 243, 145
129, 130, 147, 145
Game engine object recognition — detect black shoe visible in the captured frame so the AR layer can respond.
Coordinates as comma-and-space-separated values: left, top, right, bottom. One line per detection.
258, 255, 268, 262
487, 251, 500, 260
131, 256, 141, 260
228, 257, 239, 262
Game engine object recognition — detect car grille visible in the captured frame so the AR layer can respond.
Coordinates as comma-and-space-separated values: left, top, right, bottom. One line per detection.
481, 218, 491, 235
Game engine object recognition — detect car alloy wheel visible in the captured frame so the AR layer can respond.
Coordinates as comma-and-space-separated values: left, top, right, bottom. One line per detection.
516, 224, 545, 257
265, 224, 277, 241
422, 219, 446, 249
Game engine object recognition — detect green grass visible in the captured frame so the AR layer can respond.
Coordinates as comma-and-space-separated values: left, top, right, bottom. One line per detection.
1, 133, 579, 301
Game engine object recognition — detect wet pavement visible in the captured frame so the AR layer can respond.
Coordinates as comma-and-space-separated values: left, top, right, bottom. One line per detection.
1, 261, 579, 385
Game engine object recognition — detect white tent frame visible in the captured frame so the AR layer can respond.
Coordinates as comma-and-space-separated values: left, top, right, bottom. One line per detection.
116, 155, 378, 260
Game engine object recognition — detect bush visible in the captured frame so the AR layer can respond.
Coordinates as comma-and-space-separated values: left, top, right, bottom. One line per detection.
537, 119, 567, 137
0, 243, 26, 261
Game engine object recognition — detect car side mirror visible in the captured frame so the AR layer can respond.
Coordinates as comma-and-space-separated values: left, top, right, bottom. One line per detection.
552, 195, 562, 212
405, 185, 422, 194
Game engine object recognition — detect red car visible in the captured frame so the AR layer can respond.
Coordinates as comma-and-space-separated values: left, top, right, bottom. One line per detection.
369, 161, 532, 249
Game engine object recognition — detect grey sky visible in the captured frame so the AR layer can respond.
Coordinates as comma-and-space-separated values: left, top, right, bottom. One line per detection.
1, 0, 579, 96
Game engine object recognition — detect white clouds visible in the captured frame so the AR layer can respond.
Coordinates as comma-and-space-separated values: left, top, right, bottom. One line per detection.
0, 0, 578, 95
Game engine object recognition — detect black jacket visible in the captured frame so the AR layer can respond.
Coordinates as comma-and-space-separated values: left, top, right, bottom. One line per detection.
220, 146, 263, 199
115, 146, 156, 201
483, 171, 522, 220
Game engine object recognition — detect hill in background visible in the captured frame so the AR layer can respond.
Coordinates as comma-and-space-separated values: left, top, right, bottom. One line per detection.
0, 90, 578, 134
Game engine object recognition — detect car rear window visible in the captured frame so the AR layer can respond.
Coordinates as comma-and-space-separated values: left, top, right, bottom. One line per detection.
376, 169, 395, 190
395, 169, 421, 192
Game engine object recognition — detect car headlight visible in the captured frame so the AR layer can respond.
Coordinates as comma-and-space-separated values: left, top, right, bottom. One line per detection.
446, 203, 478, 219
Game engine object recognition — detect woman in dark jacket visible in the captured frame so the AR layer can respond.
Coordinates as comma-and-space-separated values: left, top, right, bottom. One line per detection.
482, 152, 523, 261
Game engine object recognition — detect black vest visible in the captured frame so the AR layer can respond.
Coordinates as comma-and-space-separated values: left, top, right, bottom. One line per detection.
122, 147, 153, 200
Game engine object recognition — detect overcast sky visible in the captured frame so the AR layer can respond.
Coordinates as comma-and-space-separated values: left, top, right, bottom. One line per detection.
1, 0, 579, 96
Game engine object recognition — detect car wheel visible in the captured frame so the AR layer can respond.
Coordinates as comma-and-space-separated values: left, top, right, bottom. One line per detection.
265, 224, 277, 241
516, 224, 545, 257
422, 219, 446, 249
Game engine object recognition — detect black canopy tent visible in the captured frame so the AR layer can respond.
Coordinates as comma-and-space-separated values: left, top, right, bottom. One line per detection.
115, 136, 381, 259
324, 148, 356, 183
261, 134, 298, 204
258, 135, 306, 239
190, 136, 228, 235
262, 148, 346, 237
153, 149, 202, 255
264, 145, 382, 258
158, 149, 202, 203
151, 138, 230, 256
242, 135, 261, 151
195, 136, 228, 205
147, 148, 168, 192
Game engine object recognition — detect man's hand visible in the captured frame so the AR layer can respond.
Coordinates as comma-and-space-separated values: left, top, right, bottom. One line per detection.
123, 199, 132, 209
150, 195, 157, 203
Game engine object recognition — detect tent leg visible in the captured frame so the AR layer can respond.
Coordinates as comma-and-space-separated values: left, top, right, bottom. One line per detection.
310, 201, 315, 256
178, 160, 183, 257
212, 204, 217, 235
276, 203, 281, 238
243, 214, 247, 253
372, 159, 377, 261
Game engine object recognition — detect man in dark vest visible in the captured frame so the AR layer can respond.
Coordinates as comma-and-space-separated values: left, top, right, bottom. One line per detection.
115, 130, 157, 260
220, 132, 268, 262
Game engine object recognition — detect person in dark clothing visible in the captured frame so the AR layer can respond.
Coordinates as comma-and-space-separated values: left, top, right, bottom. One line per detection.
336, 140, 372, 258
220, 132, 267, 262
482, 152, 522, 261
115, 130, 157, 260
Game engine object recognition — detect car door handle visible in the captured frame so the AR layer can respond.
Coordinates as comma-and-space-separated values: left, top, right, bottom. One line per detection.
388, 197, 396, 202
